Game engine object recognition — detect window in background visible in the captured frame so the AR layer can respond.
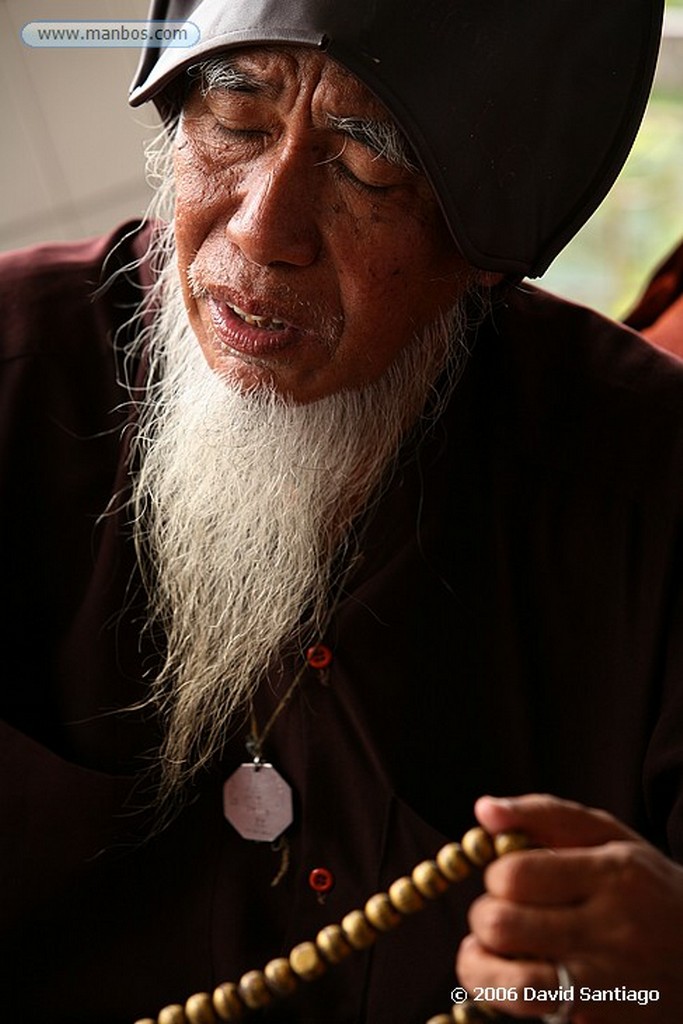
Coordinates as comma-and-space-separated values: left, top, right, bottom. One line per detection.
3, 0, 681, 306
540, 0, 683, 317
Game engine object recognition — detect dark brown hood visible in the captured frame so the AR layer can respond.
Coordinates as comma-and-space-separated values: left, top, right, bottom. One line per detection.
129, 0, 664, 277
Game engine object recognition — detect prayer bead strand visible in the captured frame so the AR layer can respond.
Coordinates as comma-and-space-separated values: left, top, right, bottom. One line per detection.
133, 827, 530, 1024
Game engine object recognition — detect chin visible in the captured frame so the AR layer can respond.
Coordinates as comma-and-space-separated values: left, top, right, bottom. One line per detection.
205, 350, 345, 406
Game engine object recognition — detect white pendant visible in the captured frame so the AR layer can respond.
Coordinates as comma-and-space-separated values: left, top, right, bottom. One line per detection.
223, 762, 293, 842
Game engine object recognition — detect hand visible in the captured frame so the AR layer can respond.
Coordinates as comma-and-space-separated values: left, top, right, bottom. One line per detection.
455, 793, 683, 1023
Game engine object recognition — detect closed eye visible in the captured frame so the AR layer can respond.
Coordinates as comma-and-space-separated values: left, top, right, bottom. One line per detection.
331, 160, 392, 194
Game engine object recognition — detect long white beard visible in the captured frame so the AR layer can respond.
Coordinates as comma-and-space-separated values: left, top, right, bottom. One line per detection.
130, 254, 469, 798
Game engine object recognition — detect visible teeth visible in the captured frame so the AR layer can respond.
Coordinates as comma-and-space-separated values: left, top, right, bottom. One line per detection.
229, 302, 286, 330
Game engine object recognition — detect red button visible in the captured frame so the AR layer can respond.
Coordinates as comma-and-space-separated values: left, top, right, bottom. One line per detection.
308, 867, 335, 894
306, 644, 333, 670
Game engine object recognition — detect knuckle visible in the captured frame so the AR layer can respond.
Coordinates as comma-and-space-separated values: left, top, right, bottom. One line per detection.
478, 901, 517, 949
466, 893, 488, 930
487, 847, 549, 900
562, 908, 588, 953
454, 935, 483, 990
454, 933, 477, 972
602, 840, 648, 887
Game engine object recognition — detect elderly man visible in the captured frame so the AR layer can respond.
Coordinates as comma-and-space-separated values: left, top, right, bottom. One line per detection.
2, 1, 683, 1023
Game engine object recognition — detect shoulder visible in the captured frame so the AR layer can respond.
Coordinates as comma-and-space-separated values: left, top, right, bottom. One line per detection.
474, 282, 683, 502
0, 220, 154, 363
494, 280, 683, 401
0, 220, 153, 288
0, 221, 156, 467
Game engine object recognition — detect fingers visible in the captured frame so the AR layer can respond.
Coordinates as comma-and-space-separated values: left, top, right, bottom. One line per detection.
471, 842, 652, 961
483, 844, 628, 905
475, 793, 640, 849
457, 934, 573, 1020
458, 795, 683, 1023
468, 890, 584, 960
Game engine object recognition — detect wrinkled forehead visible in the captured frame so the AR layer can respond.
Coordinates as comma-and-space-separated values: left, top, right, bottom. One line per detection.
187, 46, 394, 124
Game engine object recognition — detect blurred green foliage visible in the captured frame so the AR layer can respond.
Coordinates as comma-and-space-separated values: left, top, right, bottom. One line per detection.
540, 3, 683, 317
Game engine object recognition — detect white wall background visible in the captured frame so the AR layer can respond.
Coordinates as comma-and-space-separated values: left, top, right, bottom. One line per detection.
0, 0, 158, 251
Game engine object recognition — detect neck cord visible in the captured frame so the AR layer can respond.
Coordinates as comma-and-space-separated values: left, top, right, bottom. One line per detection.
243, 566, 351, 764
244, 656, 312, 764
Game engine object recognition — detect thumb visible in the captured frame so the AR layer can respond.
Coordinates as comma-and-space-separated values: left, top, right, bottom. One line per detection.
474, 792, 640, 849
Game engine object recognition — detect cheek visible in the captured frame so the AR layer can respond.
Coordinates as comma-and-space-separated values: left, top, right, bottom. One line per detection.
334, 219, 465, 338
174, 135, 210, 215
173, 136, 238, 256
332, 236, 469, 379
174, 154, 206, 269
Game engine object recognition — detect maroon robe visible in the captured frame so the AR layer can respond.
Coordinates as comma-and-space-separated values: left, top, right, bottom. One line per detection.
2, 223, 683, 1023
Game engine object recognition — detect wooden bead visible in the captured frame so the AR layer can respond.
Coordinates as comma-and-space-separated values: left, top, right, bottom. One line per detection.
264, 957, 299, 997
412, 859, 450, 899
158, 1007, 187, 1024
425, 1016, 453, 1024
452, 1005, 477, 1024
388, 875, 425, 915
364, 892, 403, 932
461, 827, 495, 868
316, 923, 353, 963
185, 993, 217, 1024
289, 940, 327, 981
341, 908, 377, 949
212, 983, 245, 1022
493, 830, 531, 858
436, 843, 472, 882
237, 970, 272, 1011
133, 1020, 157, 1024
452, 1001, 498, 1022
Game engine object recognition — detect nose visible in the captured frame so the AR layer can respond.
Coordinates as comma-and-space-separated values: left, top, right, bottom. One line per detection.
226, 146, 322, 268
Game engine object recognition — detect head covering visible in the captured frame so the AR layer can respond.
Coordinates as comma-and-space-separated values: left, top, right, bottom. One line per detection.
130, 0, 664, 277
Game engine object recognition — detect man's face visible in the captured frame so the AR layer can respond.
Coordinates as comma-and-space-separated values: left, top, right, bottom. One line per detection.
173, 47, 472, 403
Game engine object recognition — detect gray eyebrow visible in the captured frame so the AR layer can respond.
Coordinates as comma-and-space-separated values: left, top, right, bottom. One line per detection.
189, 57, 273, 97
326, 115, 418, 172
187, 57, 418, 173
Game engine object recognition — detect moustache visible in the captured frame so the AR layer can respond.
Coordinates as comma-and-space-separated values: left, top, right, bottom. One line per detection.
187, 256, 343, 349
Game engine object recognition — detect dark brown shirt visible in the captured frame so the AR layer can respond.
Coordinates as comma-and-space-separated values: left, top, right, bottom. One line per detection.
2, 224, 683, 1023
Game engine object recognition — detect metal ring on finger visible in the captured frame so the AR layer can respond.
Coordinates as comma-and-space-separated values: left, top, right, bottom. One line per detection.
541, 962, 575, 1024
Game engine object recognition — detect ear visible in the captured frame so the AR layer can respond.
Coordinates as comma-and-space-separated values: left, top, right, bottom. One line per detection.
475, 270, 505, 288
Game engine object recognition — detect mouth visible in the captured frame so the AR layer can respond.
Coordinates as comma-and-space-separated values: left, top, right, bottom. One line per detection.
227, 301, 288, 332
205, 295, 301, 359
